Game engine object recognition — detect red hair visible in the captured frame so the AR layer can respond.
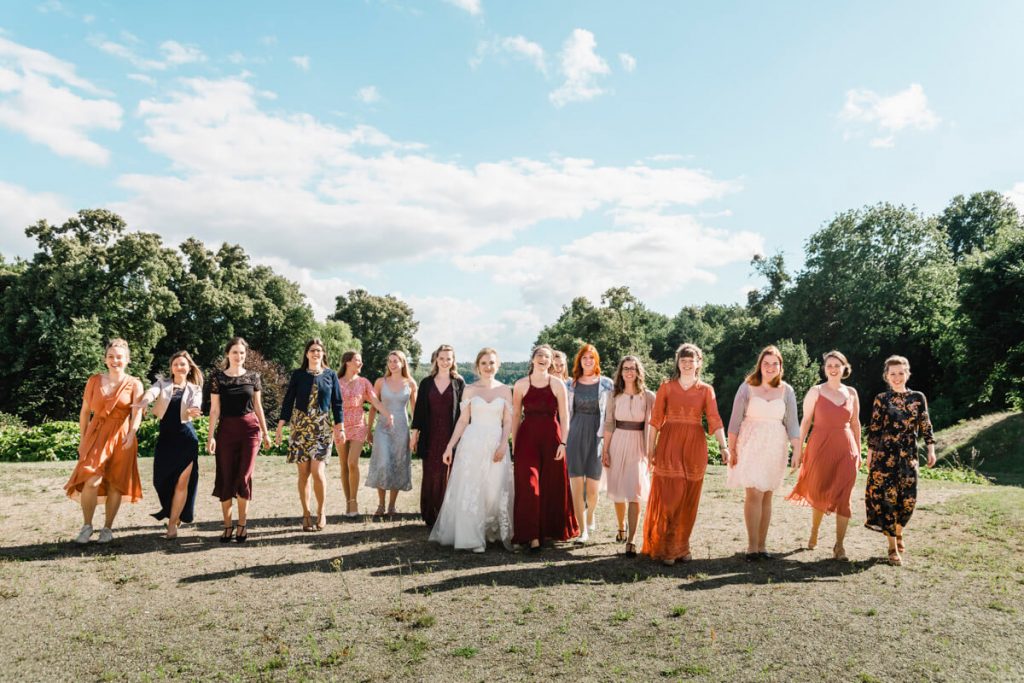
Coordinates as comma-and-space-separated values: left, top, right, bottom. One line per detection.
572, 344, 602, 382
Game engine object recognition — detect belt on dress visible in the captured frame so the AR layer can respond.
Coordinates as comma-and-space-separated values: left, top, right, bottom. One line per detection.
614, 420, 645, 431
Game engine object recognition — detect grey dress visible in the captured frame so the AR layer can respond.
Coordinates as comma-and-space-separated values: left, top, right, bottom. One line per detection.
365, 381, 413, 491
566, 381, 603, 479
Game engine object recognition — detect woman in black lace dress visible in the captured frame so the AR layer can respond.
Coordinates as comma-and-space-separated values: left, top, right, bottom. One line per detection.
865, 355, 936, 566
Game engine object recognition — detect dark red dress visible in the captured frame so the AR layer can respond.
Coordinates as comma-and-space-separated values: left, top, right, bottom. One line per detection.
420, 383, 453, 526
512, 382, 579, 544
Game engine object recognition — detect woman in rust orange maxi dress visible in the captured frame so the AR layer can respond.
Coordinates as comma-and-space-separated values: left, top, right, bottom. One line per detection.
65, 339, 144, 544
642, 344, 727, 565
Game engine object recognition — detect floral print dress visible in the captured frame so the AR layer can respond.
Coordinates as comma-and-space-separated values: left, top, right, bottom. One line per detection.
288, 380, 333, 464
864, 390, 935, 535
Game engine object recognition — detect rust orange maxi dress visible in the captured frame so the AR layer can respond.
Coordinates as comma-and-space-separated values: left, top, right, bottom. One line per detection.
65, 374, 144, 503
642, 380, 723, 562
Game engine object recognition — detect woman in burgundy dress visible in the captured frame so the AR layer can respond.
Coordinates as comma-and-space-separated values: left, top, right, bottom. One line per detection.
511, 344, 578, 551
410, 345, 465, 527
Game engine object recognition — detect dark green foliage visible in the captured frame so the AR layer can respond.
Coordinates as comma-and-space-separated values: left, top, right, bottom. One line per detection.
330, 289, 421, 380
939, 191, 1023, 263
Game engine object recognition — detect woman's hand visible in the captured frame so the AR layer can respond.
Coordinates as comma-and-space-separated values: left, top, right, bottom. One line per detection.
262, 432, 273, 450
125, 430, 137, 450
926, 446, 936, 468
409, 433, 418, 453
274, 424, 284, 447
385, 413, 395, 429
207, 437, 216, 455
791, 449, 802, 472
442, 447, 454, 466
333, 424, 345, 446
724, 443, 735, 467
492, 445, 505, 463
554, 444, 566, 461
601, 448, 611, 468
866, 449, 874, 470
187, 407, 202, 419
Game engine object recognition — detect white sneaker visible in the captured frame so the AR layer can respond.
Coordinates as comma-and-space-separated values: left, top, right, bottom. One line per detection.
575, 529, 590, 545
74, 524, 93, 544
588, 521, 597, 535
97, 527, 114, 543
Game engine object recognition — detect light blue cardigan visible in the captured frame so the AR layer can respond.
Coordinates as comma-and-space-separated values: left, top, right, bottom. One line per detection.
566, 375, 615, 438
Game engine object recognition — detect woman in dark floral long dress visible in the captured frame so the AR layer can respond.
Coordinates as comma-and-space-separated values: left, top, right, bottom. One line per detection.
865, 355, 936, 566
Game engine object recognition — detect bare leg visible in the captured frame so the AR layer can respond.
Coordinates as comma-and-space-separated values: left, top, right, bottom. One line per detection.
834, 514, 850, 557
339, 441, 352, 501
570, 476, 586, 537
743, 488, 762, 554
375, 488, 386, 514
387, 489, 399, 513
221, 499, 233, 527
808, 508, 824, 549
80, 475, 102, 525
345, 440, 364, 513
167, 463, 193, 538
614, 501, 626, 534
757, 491, 773, 552
626, 502, 640, 544
310, 459, 326, 527
584, 478, 600, 529
237, 497, 248, 526
103, 489, 123, 529
297, 461, 312, 519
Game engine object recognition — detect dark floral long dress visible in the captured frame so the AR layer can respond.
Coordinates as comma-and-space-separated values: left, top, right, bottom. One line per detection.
864, 389, 935, 535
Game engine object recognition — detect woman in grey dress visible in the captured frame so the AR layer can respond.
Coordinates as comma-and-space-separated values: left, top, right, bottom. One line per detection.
366, 350, 417, 516
565, 343, 614, 544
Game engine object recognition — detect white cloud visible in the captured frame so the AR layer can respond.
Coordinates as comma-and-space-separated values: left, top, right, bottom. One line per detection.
839, 83, 940, 148
251, 256, 356, 319
0, 181, 71, 256
1006, 182, 1024, 212
290, 55, 310, 71
472, 35, 546, 74
618, 52, 636, 72
454, 212, 763, 325
407, 295, 540, 361
160, 40, 206, 66
549, 29, 611, 107
443, 0, 481, 16
356, 85, 380, 104
0, 37, 122, 164
127, 73, 156, 86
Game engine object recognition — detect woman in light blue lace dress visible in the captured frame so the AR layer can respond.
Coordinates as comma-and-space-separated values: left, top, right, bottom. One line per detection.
366, 350, 417, 516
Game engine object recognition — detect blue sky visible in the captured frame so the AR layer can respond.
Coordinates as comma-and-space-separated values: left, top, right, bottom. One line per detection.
2, 1, 1023, 361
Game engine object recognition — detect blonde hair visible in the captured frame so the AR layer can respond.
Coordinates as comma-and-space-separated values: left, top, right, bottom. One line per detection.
746, 345, 783, 388
475, 347, 499, 369
384, 350, 412, 382
105, 338, 131, 362
882, 355, 911, 383
822, 350, 852, 379
551, 350, 569, 380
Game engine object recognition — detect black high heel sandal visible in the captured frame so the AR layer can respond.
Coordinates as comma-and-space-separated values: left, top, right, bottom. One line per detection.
219, 524, 234, 543
624, 542, 637, 558
235, 525, 248, 543
615, 527, 627, 543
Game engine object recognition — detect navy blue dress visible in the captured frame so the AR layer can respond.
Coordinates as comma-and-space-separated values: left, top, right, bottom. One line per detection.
151, 388, 200, 523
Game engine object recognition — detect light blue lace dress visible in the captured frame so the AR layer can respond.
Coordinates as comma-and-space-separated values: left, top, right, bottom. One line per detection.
365, 381, 413, 491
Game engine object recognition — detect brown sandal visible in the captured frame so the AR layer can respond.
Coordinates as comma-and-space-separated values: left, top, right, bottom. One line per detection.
302, 512, 314, 532
887, 548, 902, 566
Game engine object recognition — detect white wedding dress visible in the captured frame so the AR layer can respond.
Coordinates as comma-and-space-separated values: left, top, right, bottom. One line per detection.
428, 397, 514, 552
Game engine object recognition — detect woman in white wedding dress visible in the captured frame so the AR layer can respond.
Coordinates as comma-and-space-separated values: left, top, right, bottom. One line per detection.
429, 348, 515, 552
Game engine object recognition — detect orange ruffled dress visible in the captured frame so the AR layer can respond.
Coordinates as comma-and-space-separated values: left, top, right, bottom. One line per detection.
642, 380, 723, 561
64, 374, 144, 503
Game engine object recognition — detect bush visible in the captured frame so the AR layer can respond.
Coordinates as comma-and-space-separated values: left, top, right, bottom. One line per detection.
0, 412, 26, 430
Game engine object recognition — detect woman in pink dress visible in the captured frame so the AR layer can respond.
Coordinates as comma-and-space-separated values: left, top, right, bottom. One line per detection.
787, 350, 862, 560
601, 355, 654, 558
337, 351, 392, 517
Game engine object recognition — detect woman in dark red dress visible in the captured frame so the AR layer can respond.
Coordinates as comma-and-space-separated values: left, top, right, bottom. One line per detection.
511, 344, 578, 550
410, 345, 465, 527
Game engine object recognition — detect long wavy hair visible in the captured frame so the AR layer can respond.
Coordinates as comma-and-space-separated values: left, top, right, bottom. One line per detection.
339, 350, 360, 378
428, 344, 462, 380
612, 355, 646, 397
571, 343, 602, 383
745, 345, 783, 387
169, 350, 203, 387
384, 350, 412, 382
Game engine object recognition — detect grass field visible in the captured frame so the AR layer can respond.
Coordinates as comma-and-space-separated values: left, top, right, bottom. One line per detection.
1, 456, 1022, 682
934, 411, 1024, 486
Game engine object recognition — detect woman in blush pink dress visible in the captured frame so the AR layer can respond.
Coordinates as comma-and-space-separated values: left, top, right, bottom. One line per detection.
337, 351, 392, 517
601, 355, 655, 558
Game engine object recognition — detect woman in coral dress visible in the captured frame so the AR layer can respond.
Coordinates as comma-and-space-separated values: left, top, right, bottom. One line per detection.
787, 350, 861, 561
511, 344, 578, 550
642, 344, 729, 566
601, 355, 654, 558
336, 351, 392, 517
66, 338, 145, 545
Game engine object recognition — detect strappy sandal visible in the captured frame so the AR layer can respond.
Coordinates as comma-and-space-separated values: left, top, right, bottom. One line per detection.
896, 535, 905, 553
315, 511, 326, 531
615, 527, 627, 543
219, 524, 234, 543
833, 544, 849, 562
235, 525, 248, 543
302, 512, 314, 532
887, 548, 902, 566
624, 542, 637, 558
374, 505, 386, 517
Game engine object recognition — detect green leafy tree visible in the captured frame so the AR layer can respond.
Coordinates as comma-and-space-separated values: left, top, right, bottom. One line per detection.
0, 209, 180, 422
315, 319, 361, 371
938, 191, 1023, 263
330, 289, 421, 380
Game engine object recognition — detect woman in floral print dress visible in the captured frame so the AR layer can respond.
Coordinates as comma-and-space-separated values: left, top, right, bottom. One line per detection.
865, 355, 936, 566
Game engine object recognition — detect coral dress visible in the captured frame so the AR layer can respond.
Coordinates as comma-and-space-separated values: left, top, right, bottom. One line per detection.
512, 382, 579, 544
642, 380, 723, 561
65, 374, 144, 503
786, 394, 859, 518
340, 376, 376, 442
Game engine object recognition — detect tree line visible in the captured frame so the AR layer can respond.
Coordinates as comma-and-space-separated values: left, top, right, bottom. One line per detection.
1, 191, 1020, 430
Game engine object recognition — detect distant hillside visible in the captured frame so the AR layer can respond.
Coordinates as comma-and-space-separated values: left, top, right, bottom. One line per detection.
934, 411, 1024, 486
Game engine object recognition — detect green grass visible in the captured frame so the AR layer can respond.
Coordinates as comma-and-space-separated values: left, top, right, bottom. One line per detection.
934, 411, 1024, 486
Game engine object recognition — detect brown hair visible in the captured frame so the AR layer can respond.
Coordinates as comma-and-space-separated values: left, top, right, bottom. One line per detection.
339, 350, 360, 378
612, 355, 647, 396
669, 343, 704, 380
882, 355, 911, 383
222, 336, 248, 369
301, 338, 329, 371
105, 338, 131, 362
746, 345, 783, 388
384, 350, 412, 382
572, 343, 602, 383
169, 350, 203, 387
822, 349, 852, 379
528, 344, 554, 377
429, 344, 462, 380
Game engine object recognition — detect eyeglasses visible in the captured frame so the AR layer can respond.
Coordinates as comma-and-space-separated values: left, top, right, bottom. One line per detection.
622, 366, 637, 372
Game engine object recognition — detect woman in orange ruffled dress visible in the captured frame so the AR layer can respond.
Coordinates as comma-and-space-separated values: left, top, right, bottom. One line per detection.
65, 338, 145, 544
642, 344, 729, 566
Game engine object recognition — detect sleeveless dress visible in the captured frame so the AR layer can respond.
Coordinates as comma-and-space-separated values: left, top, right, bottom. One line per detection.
429, 396, 514, 551
726, 396, 790, 492
65, 374, 143, 503
365, 381, 412, 491
340, 376, 376, 442
566, 382, 602, 480
512, 382, 579, 545
786, 394, 859, 518
605, 393, 652, 503
151, 387, 199, 522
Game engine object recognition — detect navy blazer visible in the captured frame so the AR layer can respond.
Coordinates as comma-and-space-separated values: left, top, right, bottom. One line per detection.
279, 368, 343, 424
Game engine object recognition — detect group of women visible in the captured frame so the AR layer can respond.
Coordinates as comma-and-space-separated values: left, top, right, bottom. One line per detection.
64, 336, 935, 567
